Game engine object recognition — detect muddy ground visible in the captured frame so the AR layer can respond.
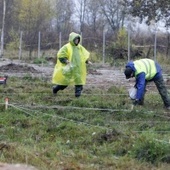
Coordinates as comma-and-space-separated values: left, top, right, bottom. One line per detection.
1, 58, 170, 92
0, 59, 129, 88
0, 59, 169, 91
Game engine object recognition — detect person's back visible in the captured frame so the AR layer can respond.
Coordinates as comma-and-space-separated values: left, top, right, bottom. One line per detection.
124, 58, 170, 109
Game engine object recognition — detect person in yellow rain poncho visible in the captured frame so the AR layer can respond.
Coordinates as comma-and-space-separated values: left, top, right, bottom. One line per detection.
52, 32, 92, 97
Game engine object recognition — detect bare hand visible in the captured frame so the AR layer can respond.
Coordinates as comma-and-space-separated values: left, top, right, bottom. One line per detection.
88, 61, 93, 65
66, 60, 70, 64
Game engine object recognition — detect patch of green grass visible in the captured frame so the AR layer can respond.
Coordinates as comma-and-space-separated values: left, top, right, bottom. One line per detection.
131, 132, 170, 164
0, 77, 170, 170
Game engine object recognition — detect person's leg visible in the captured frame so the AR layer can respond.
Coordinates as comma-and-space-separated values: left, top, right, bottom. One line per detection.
53, 85, 67, 94
154, 76, 170, 108
75, 85, 83, 97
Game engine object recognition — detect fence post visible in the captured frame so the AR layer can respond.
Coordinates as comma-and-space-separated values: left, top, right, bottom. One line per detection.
154, 29, 157, 62
102, 29, 106, 64
38, 31, 41, 58
59, 32, 61, 49
18, 31, 23, 60
81, 32, 83, 45
5, 97, 8, 110
0, 0, 6, 58
128, 23, 131, 62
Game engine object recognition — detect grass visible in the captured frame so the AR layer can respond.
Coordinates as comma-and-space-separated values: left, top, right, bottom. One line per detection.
0, 75, 170, 170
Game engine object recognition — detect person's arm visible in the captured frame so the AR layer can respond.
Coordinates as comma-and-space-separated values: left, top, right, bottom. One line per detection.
57, 45, 70, 64
85, 60, 93, 65
133, 72, 146, 104
59, 57, 70, 64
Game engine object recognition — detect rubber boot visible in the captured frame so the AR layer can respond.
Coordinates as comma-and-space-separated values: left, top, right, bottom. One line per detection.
75, 85, 83, 97
52, 85, 68, 95
52, 85, 59, 94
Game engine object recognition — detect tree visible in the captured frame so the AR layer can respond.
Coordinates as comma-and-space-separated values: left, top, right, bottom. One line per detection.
124, 0, 170, 58
75, 0, 89, 34
97, 0, 127, 31
54, 0, 74, 39
86, 0, 105, 35
0, 0, 6, 57
15, 0, 52, 58
0, 0, 16, 52
124, 0, 170, 26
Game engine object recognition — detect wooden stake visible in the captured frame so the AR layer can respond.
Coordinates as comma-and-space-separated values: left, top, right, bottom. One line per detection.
5, 97, 8, 110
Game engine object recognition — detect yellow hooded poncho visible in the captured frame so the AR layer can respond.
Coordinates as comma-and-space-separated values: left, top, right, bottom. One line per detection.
52, 32, 90, 85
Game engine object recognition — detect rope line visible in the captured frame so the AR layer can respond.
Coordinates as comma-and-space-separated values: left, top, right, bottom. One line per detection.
9, 104, 35, 117
1, 102, 169, 133
8, 103, 170, 121
155, 139, 170, 144
11, 104, 130, 112
7, 104, 170, 124
7, 104, 170, 134
8, 104, 112, 130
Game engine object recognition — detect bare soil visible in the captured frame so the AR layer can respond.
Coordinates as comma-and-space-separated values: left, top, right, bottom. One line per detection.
0, 59, 128, 88
0, 162, 36, 170
0, 58, 170, 91
1, 59, 169, 90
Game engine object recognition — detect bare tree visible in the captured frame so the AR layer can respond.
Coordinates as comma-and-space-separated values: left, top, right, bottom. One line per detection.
87, 0, 101, 33
0, 0, 6, 58
54, 0, 74, 40
97, 0, 126, 31
15, 0, 52, 58
75, 0, 89, 33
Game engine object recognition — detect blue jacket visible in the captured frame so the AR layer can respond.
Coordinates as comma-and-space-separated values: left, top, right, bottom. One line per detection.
126, 60, 162, 100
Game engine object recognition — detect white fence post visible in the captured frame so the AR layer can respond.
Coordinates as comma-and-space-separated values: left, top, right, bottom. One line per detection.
128, 23, 131, 62
38, 31, 41, 58
102, 30, 106, 64
59, 32, 61, 49
154, 29, 157, 62
18, 31, 23, 60
0, 0, 6, 58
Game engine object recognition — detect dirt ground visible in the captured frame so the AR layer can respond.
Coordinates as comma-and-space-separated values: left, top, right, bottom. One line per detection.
0, 162, 37, 170
0, 59, 129, 88
0, 58, 169, 91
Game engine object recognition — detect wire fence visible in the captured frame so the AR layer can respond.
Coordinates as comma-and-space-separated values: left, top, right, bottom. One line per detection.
2, 29, 170, 64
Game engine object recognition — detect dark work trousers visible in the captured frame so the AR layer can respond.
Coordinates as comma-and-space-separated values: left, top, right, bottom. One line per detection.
154, 75, 170, 107
53, 85, 83, 97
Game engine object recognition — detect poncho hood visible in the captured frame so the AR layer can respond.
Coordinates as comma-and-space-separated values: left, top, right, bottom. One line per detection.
69, 32, 81, 46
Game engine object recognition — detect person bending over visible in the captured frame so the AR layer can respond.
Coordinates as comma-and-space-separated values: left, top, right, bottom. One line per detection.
124, 58, 170, 109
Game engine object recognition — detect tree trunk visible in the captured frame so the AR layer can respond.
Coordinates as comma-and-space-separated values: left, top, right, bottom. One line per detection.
166, 33, 170, 58
0, 0, 6, 58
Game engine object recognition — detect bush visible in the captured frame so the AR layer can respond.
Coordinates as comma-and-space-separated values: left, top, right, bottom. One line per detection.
33, 57, 47, 64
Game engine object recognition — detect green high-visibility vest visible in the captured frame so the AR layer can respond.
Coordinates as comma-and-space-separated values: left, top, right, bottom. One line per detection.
134, 59, 157, 80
